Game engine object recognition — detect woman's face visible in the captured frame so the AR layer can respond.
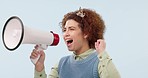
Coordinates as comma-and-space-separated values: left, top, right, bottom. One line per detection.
63, 19, 89, 54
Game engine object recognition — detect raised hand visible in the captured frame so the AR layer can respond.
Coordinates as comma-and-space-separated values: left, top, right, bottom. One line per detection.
95, 39, 106, 54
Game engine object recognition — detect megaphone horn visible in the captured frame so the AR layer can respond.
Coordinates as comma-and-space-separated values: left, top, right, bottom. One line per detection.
2, 16, 60, 51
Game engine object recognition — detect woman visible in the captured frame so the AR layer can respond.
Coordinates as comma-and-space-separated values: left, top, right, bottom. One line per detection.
30, 8, 120, 78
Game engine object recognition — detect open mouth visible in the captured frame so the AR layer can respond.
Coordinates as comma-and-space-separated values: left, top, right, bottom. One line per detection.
66, 40, 73, 46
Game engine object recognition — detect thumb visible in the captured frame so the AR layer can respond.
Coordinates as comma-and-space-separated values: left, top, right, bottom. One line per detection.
37, 50, 45, 64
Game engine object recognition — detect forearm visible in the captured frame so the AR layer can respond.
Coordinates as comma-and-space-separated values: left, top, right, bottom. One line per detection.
98, 51, 121, 78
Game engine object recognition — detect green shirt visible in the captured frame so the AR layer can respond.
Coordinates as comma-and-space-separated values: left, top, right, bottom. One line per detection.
34, 49, 121, 78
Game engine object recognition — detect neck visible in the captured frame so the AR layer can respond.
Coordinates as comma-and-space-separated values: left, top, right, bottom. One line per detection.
74, 37, 90, 55
75, 44, 90, 55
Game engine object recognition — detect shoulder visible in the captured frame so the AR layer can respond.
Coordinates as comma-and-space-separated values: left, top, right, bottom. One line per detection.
60, 55, 71, 61
59, 55, 73, 65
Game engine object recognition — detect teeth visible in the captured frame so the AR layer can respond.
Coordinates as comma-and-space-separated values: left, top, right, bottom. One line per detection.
66, 39, 72, 42
66, 40, 70, 42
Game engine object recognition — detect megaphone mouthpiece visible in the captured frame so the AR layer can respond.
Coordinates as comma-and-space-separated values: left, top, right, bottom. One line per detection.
50, 31, 59, 46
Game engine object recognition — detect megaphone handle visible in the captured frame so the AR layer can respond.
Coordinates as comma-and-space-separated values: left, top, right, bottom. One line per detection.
30, 44, 48, 64
31, 54, 40, 64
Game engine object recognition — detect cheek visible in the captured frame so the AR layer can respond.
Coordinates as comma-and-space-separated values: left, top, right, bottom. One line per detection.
77, 39, 82, 43
74, 33, 85, 43
74, 37, 83, 45
73, 40, 81, 48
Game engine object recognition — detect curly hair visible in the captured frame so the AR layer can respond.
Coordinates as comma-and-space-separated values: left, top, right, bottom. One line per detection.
61, 8, 106, 49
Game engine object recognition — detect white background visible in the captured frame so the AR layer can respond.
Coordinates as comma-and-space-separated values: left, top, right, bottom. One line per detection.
0, 0, 148, 78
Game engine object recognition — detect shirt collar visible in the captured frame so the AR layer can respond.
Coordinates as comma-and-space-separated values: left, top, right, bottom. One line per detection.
73, 49, 95, 60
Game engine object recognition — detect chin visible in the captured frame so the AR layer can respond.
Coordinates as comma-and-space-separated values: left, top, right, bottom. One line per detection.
68, 49, 73, 51
67, 48, 74, 51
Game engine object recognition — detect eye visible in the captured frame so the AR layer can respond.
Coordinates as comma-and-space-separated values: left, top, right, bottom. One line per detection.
70, 28, 75, 31
62, 28, 66, 32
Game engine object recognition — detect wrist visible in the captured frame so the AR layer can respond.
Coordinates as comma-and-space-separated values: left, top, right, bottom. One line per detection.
35, 63, 44, 72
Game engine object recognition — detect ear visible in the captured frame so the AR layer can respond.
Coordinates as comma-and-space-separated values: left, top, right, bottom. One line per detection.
84, 34, 88, 39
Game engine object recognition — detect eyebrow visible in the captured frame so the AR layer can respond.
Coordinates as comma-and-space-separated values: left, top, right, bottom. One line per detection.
64, 26, 76, 29
62, 26, 76, 31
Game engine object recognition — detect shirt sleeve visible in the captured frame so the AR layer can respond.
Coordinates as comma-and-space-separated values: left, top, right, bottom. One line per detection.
48, 63, 59, 78
34, 63, 59, 78
98, 51, 121, 78
34, 68, 47, 78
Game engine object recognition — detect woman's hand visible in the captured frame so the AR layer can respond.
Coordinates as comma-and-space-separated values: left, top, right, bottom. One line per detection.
95, 39, 106, 54
30, 45, 45, 72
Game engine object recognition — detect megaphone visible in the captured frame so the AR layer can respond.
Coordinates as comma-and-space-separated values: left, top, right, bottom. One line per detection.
2, 16, 59, 64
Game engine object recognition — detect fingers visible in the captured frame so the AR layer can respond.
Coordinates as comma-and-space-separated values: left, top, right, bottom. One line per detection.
95, 39, 102, 47
34, 45, 39, 50
95, 42, 98, 49
95, 39, 101, 48
95, 39, 106, 53
30, 49, 40, 59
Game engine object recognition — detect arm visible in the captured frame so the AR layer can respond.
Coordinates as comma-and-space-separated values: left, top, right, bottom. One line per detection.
31, 45, 59, 78
48, 63, 59, 78
34, 60, 59, 78
30, 45, 47, 78
95, 39, 121, 78
98, 51, 121, 78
